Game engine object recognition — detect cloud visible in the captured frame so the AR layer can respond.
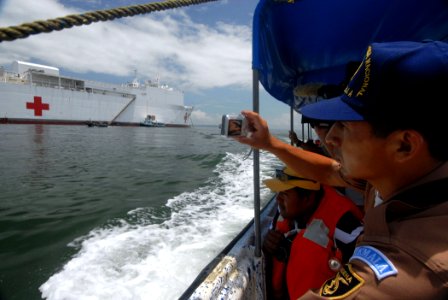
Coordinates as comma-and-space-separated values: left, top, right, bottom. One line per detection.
190, 109, 219, 125
264, 111, 305, 131
0, 0, 252, 92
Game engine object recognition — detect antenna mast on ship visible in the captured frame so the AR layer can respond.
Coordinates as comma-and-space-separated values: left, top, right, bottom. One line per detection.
156, 73, 160, 88
132, 69, 139, 87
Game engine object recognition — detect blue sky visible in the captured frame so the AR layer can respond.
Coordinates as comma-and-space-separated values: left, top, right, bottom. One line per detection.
0, 0, 301, 129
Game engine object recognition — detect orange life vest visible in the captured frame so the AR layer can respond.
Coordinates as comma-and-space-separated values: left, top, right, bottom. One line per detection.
270, 185, 364, 299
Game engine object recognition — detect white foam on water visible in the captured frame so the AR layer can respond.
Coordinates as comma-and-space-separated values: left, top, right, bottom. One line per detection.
39, 151, 281, 300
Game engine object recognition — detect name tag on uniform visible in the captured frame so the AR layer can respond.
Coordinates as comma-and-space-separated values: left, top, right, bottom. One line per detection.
350, 245, 398, 280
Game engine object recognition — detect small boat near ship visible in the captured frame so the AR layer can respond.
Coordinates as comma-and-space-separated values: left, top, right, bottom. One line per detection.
86, 121, 109, 128
0, 61, 193, 127
140, 115, 166, 127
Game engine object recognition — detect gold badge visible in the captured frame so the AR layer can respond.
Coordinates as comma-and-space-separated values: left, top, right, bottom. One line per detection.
319, 264, 364, 299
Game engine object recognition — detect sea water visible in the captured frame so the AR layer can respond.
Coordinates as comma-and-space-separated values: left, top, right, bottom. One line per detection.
0, 124, 290, 300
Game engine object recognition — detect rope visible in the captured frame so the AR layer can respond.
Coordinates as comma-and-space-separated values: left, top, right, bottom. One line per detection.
0, 0, 219, 43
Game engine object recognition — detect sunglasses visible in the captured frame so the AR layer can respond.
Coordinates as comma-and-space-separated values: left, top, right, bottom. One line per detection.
275, 169, 317, 183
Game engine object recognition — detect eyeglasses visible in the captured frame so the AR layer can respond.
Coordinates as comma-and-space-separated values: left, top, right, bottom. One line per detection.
275, 169, 317, 183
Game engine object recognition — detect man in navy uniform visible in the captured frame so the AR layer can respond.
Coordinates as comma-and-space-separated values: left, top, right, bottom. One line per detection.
294, 41, 448, 299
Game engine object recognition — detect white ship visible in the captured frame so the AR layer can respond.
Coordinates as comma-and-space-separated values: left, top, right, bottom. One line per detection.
0, 61, 193, 127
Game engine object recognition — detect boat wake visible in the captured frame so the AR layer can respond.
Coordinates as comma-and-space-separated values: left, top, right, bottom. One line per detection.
39, 151, 280, 300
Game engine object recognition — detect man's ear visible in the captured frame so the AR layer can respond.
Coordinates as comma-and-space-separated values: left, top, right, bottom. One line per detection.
394, 130, 424, 162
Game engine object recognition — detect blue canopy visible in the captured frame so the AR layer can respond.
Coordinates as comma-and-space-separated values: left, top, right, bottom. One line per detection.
252, 0, 448, 111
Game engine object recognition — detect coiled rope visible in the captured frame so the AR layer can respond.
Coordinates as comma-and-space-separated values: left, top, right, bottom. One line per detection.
0, 0, 219, 43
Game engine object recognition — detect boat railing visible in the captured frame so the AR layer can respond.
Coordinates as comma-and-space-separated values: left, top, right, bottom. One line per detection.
84, 79, 134, 91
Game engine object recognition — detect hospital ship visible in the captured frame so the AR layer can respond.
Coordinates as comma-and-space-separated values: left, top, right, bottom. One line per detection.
0, 61, 193, 126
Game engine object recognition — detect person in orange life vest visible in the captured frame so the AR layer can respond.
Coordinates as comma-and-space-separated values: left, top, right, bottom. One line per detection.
263, 166, 364, 300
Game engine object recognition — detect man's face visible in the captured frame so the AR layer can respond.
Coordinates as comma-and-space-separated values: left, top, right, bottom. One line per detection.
325, 121, 389, 181
276, 188, 315, 219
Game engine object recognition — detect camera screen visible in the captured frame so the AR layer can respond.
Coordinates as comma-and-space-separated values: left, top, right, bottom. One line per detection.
228, 119, 243, 136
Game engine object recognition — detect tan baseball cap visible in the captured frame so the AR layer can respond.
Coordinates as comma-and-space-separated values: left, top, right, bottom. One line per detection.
264, 166, 320, 192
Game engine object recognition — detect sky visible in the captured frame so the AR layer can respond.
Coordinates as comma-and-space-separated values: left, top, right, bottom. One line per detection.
0, 0, 303, 130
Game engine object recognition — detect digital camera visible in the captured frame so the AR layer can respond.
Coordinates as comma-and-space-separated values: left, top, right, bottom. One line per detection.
220, 114, 249, 137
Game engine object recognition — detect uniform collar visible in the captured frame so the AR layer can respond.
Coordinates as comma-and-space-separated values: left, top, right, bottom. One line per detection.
384, 161, 448, 202
363, 176, 448, 238
366, 162, 448, 226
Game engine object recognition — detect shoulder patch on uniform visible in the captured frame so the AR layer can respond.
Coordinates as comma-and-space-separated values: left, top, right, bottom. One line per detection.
319, 264, 364, 298
350, 245, 397, 280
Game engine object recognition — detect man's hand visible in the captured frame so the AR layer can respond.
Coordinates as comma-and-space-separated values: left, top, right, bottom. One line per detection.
263, 229, 285, 255
234, 110, 277, 151
263, 229, 291, 262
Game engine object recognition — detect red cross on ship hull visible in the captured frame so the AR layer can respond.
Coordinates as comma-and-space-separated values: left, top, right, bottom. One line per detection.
26, 96, 50, 116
